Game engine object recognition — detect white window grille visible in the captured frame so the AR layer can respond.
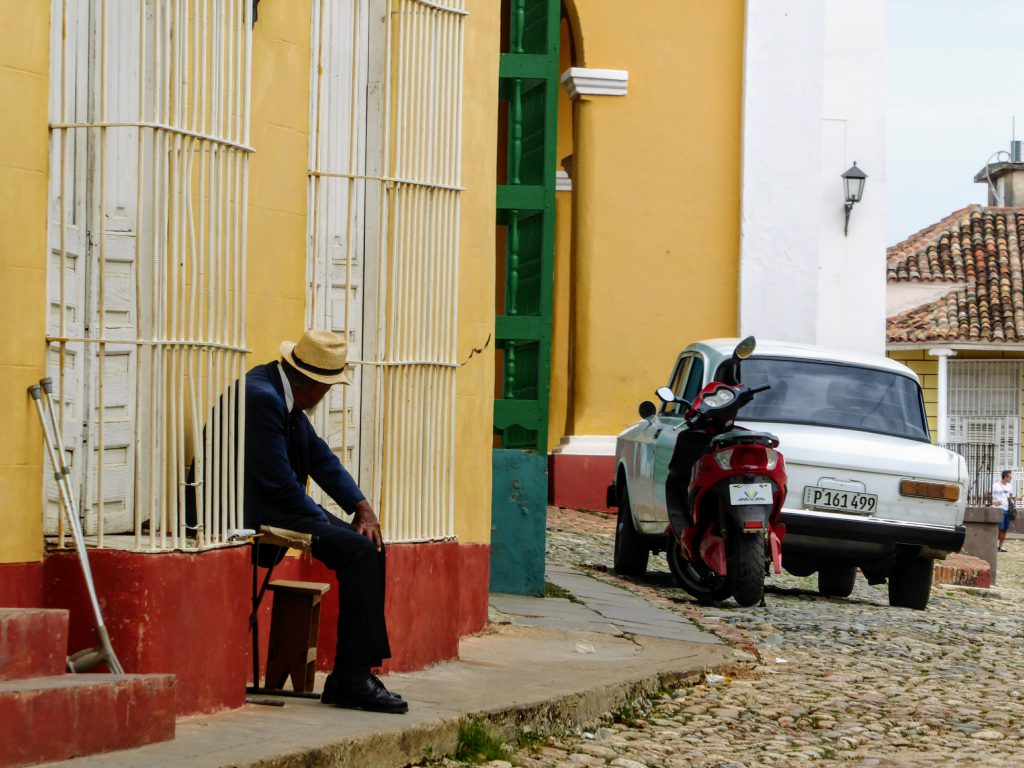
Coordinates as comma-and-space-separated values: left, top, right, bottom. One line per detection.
304, 0, 465, 542
46, 0, 253, 551
948, 360, 1023, 473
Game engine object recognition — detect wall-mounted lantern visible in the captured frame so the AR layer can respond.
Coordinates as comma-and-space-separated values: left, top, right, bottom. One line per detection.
841, 162, 867, 236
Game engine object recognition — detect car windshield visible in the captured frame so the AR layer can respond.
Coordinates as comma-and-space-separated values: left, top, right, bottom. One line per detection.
730, 357, 930, 442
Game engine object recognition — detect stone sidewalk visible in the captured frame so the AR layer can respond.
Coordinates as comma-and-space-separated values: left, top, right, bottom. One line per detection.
46, 565, 737, 768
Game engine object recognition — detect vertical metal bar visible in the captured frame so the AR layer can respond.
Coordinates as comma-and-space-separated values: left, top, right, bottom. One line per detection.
94, 0, 107, 547
370, 0, 394, 516
170, 0, 183, 548
307, 0, 324, 328
149, 0, 163, 550
341, 0, 362, 470
450, 1, 464, 527
238, 0, 252, 531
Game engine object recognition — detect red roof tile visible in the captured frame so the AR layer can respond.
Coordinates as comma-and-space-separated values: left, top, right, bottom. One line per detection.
887, 205, 1024, 344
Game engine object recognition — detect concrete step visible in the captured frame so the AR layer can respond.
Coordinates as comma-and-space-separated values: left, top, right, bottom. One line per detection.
0, 609, 69, 681
0, 673, 176, 768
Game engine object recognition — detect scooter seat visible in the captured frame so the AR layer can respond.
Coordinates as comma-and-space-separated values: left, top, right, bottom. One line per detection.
711, 429, 779, 448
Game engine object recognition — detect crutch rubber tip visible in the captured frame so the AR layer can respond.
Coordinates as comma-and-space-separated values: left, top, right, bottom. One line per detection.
40, 378, 54, 393
28, 385, 41, 399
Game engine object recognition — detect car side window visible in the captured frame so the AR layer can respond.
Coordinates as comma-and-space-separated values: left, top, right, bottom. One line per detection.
662, 356, 692, 415
681, 356, 705, 403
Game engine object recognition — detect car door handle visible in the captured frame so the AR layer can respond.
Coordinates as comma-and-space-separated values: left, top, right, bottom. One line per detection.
653, 428, 663, 439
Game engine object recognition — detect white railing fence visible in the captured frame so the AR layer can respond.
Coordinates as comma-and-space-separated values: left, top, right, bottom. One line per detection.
372, 0, 465, 543
304, 0, 465, 543
46, 0, 252, 552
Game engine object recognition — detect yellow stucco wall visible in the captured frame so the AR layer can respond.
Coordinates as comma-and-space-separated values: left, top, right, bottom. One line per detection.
0, 1, 49, 564
558, 0, 745, 439
454, 0, 499, 543
245, 3, 312, 362
548, 18, 575, 452
1, 1, 496, 561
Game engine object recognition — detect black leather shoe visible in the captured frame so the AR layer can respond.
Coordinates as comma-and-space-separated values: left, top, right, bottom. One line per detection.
321, 674, 408, 714
369, 673, 402, 701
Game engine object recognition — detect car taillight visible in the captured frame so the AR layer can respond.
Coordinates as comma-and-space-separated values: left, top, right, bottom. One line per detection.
714, 445, 778, 471
899, 480, 960, 502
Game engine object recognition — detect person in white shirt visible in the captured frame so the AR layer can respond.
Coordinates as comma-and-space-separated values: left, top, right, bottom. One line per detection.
991, 470, 1015, 552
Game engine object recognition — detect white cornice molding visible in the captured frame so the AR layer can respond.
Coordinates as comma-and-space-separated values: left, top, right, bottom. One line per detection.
555, 170, 573, 192
551, 435, 616, 456
560, 67, 629, 99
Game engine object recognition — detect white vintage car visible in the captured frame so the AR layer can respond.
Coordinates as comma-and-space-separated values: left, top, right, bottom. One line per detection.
610, 338, 967, 610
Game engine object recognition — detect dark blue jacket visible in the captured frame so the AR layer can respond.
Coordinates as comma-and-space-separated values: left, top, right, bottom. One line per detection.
244, 362, 364, 529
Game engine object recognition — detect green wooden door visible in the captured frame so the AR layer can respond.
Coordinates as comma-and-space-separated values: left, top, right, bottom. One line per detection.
490, 0, 559, 596
494, 0, 559, 452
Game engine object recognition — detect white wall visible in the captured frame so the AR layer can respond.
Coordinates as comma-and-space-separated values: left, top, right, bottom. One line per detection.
740, 0, 886, 356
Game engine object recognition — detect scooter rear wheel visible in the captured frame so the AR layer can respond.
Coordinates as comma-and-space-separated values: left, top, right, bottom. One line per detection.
728, 532, 767, 607
667, 535, 731, 603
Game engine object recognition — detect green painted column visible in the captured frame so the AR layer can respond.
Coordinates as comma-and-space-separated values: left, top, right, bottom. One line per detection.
490, 0, 558, 595
490, 450, 548, 596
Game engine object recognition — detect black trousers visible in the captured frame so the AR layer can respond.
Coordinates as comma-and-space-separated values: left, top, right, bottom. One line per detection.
260, 511, 391, 672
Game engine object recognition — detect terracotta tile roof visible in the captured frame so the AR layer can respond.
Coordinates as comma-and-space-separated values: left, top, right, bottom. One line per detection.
887, 205, 1024, 344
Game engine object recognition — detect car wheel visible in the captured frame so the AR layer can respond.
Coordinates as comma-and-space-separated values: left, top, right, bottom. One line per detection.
818, 566, 857, 598
888, 557, 933, 610
613, 485, 649, 577
782, 557, 817, 578
728, 532, 766, 607
667, 534, 731, 603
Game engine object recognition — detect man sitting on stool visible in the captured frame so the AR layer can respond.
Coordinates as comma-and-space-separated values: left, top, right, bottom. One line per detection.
245, 329, 406, 714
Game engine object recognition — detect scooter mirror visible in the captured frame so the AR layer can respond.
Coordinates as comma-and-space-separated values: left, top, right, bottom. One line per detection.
656, 386, 675, 403
734, 335, 757, 360
639, 401, 657, 420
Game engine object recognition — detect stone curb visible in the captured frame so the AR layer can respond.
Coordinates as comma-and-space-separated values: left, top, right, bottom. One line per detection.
233, 658, 750, 768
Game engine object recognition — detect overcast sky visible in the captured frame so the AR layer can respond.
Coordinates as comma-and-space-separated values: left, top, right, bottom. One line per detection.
886, 0, 1024, 244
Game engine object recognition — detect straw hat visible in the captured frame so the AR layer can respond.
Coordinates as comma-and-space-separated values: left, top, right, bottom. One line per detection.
279, 330, 351, 385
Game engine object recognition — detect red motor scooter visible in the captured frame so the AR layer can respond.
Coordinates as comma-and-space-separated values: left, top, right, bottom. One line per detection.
661, 337, 788, 607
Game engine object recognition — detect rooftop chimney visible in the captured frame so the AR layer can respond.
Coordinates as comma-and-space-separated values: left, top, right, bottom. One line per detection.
975, 140, 1024, 206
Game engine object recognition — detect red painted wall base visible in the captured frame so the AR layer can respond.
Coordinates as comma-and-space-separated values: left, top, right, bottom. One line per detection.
549, 453, 617, 513
0, 540, 490, 715
44, 546, 251, 715
260, 540, 490, 675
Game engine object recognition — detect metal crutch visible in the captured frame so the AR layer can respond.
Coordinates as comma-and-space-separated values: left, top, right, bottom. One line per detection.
29, 378, 125, 675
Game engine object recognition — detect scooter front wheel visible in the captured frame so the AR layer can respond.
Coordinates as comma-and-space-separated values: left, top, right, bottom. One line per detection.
667, 535, 731, 603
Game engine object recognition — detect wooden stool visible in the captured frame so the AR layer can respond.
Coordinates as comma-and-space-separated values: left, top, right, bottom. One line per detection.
247, 526, 324, 700
263, 580, 331, 693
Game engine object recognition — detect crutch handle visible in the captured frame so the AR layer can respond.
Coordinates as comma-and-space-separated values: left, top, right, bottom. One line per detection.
28, 384, 41, 400
40, 377, 54, 394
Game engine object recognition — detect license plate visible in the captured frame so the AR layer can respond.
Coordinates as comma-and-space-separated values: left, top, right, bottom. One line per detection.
729, 483, 773, 505
803, 486, 877, 514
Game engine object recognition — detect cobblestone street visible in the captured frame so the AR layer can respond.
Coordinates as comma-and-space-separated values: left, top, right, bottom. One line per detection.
481, 508, 1024, 768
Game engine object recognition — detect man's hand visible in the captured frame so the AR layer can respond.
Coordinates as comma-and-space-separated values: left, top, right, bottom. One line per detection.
352, 499, 383, 552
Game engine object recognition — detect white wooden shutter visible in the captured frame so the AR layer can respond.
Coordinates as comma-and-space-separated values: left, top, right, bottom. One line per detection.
306, 0, 376, 513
